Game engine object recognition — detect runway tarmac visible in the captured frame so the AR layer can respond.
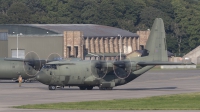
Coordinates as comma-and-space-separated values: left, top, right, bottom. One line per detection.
0, 69, 200, 112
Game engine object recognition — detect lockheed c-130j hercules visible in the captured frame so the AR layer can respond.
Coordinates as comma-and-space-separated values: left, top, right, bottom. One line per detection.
36, 18, 191, 90
0, 53, 61, 82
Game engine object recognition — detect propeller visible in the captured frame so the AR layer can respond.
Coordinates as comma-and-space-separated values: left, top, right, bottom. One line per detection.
113, 56, 132, 79
90, 55, 108, 79
95, 60, 108, 79
46, 53, 62, 63
23, 51, 41, 76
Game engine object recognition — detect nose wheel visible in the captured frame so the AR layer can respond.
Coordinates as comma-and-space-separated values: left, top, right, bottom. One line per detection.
48, 85, 56, 90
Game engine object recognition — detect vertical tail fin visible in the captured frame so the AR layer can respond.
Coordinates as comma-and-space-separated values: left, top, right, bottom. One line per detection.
144, 18, 168, 61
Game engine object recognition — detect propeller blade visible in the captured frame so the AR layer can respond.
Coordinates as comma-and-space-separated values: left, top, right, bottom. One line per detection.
46, 53, 62, 63
113, 60, 132, 79
91, 60, 109, 79
113, 61, 125, 68
23, 51, 41, 76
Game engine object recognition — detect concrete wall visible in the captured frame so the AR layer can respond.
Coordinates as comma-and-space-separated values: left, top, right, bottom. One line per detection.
8, 35, 63, 59
4, 30, 150, 60
63, 31, 139, 60
84, 37, 138, 54
64, 31, 83, 59
126, 51, 141, 58
137, 30, 150, 49
0, 40, 8, 58
183, 45, 200, 64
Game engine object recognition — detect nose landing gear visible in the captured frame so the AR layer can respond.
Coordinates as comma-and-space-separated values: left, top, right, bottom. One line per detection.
48, 85, 56, 90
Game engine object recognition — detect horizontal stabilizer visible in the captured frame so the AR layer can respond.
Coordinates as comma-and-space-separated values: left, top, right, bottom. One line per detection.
137, 62, 193, 66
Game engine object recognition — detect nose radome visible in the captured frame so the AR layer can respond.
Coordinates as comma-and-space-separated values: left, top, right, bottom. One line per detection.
36, 71, 51, 84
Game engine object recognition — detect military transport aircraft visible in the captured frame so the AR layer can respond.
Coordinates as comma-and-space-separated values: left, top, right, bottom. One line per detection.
0, 52, 61, 82
36, 18, 190, 90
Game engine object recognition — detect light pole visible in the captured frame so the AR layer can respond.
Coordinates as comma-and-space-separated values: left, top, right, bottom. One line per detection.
17, 33, 22, 58
118, 34, 122, 60
13, 32, 23, 58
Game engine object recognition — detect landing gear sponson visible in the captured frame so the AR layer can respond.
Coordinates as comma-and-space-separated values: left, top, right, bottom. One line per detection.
79, 86, 93, 90
48, 85, 114, 90
48, 86, 94, 90
48, 85, 94, 90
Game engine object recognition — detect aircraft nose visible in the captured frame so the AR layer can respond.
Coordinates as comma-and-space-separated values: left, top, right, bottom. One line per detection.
36, 71, 51, 84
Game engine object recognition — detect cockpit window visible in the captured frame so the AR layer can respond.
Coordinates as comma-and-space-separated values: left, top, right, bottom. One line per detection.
43, 64, 57, 69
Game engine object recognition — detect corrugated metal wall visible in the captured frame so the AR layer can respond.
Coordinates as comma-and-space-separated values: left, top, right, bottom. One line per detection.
0, 30, 8, 58
8, 35, 63, 59
0, 41, 8, 58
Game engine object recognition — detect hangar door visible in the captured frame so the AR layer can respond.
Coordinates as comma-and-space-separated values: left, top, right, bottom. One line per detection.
11, 50, 25, 59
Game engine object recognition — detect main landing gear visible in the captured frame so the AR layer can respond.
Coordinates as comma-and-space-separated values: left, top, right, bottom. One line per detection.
79, 86, 93, 90
48, 85, 65, 90
49, 85, 56, 90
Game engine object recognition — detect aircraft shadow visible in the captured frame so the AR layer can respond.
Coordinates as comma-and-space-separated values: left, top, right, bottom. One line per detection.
0, 81, 38, 83
113, 87, 177, 91
55, 87, 177, 91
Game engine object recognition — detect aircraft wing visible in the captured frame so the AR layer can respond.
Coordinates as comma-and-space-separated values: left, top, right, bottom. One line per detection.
137, 61, 193, 66
4, 58, 24, 61
4, 58, 44, 62
45, 61, 75, 65
45, 60, 193, 67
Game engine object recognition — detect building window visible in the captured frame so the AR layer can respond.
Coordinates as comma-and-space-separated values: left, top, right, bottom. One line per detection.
0, 32, 8, 40
11, 49, 25, 59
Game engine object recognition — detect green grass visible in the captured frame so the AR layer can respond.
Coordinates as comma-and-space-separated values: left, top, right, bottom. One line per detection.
14, 92, 200, 110
196, 64, 200, 69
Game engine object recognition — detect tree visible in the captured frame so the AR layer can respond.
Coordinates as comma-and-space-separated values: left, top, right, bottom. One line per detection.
171, 0, 200, 53
7, 2, 32, 23
0, 0, 200, 54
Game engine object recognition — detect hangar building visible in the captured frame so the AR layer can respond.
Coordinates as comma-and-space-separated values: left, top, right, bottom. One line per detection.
0, 24, 149, 60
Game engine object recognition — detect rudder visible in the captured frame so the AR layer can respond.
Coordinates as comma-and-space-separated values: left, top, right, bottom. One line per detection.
144, 18, 168, 61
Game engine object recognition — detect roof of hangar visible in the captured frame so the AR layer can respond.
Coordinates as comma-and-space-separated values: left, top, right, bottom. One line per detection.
0, 24, 139, 37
